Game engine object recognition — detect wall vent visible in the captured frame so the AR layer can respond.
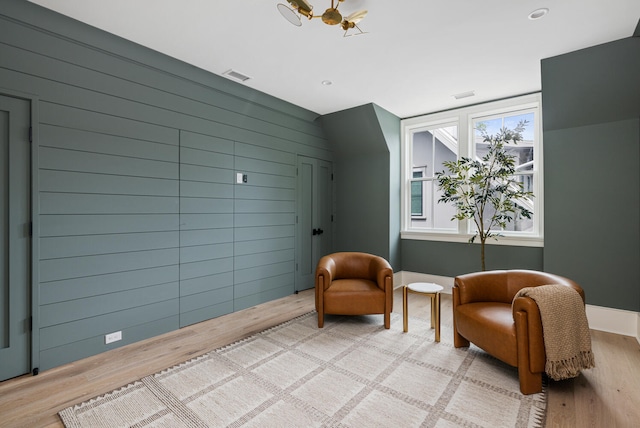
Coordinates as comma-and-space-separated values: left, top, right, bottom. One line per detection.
223, 69, 252, 82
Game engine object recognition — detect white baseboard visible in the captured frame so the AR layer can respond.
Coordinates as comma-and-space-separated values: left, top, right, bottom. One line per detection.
584, 304, 640, 339
397, 271, 640, 343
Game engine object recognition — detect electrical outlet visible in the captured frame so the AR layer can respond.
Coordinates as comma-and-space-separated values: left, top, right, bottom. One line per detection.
105, 331, 122, 344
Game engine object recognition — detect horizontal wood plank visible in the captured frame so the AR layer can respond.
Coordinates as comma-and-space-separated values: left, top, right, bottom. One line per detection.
40, 124, 179, 160
39, 248, 179, 283
40, 214, 179, 237
40, 266, 179, 305
40, 282, 179, 328
180, 272, 234, 297
40, 232, 179, 260
39, 170, 179, 197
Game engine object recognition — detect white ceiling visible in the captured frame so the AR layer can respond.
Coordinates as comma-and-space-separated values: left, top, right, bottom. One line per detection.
28, 0, 640, 118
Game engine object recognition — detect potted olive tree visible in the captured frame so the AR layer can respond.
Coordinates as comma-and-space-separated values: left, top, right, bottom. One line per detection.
435, 121, 533, 271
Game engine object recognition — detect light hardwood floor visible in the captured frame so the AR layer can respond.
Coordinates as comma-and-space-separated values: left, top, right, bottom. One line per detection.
1, 288, 639, 427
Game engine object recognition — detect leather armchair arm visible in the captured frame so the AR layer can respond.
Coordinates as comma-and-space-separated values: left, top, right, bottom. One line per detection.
315, 256, 336, 292
513, 295, 546, 373
512, 295, 543, 325
315, 255, 335, 313
512, 282, 585, 375
372, 257, 393, 291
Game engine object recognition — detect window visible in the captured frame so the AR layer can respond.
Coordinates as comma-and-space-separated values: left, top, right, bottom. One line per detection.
408, 124, 458, 230
401, 94, 543, 246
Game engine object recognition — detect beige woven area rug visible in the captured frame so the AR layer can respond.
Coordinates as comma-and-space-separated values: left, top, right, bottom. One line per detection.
59, 312, 546, 428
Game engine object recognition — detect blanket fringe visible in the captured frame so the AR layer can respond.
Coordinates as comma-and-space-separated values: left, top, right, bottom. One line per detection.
546, 350, 596, 380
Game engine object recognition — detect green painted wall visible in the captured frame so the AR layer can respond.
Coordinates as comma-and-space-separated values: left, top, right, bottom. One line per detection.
542, 36, 640, 311
401, 240, 543, 277
373, 105, 402, 270
320, 104, 401, 269
1, 1, 331, 372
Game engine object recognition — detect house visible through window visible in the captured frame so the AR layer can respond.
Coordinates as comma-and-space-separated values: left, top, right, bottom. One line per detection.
401, 94, 543, 246
409, 125, 458, 230
473, 111, 536, 233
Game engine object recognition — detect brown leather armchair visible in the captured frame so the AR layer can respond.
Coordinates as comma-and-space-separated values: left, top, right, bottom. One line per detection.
315, 252, 393, 329
453, 269, 584, 394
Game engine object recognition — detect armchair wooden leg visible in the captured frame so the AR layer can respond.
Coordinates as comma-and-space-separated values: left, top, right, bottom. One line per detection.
518, 368, 542, 395
384, 311, 390, 329
318, 312, 324, 328
453, 321, 470, 348
453, 333, 469, 348
402, 286, 408, 332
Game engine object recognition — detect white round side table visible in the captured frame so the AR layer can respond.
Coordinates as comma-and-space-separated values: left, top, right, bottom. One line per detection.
402, 282, 444, 342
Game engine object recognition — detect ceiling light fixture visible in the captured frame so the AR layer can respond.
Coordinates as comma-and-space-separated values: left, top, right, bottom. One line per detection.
528, 8, 549, 20
453, 90, 475, 100
277, 0, 368, 37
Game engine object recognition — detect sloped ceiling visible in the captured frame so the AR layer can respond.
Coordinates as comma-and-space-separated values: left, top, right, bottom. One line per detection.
28, 0, 640, 118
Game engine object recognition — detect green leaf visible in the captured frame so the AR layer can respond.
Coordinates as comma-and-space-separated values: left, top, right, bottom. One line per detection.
436, 121, 534, 254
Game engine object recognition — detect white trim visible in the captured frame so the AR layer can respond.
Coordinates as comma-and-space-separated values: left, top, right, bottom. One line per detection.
396, 271, 640, 342
400, 231, 544, 247
585, 304, 640, 339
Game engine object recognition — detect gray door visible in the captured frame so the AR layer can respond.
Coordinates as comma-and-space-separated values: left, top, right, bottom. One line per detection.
296, 156, 332, 291
0, 95, 31, 381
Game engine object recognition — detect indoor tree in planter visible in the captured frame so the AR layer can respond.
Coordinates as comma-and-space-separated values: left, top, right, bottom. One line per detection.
435, 121, 533, 271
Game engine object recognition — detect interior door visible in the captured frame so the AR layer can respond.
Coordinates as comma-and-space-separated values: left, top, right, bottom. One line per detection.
296, 156, 332, 292
0, 95, 31, 381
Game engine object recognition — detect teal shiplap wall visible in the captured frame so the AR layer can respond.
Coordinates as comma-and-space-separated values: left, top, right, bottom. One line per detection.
1, 1, 330, 371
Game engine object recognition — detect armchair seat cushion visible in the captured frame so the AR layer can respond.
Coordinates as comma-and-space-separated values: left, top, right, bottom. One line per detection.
323, 279, 385, 315
455, 302, 517, 366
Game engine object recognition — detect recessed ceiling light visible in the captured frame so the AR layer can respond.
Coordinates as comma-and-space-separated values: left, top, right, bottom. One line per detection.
321, 80, 333, 86
528, 8, 549, 20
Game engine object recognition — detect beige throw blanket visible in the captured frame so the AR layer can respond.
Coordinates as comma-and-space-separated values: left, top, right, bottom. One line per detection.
514, 284, 595, 380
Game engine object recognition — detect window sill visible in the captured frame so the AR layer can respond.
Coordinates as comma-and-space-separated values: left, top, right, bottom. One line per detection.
400, 231, 544, 248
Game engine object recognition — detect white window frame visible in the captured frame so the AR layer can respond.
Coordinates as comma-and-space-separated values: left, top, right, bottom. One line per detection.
401, 94, 544, 247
